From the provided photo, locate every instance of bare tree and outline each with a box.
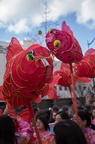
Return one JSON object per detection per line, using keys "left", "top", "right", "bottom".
{"left": 27, "top": 2, "right": 59, "bottom": 46}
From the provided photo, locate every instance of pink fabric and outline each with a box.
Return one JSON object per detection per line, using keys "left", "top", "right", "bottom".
{"left": 33, "top": 130, "right": 55, "bottom": 144}
{"left": 92, "top": 120, "right": 95, "bottom": 125}
{"left": 16, "top": 118, "right": 35, "bottom": 144}
{"left": 83, "top": 127, "right": 95, "bottom": 144}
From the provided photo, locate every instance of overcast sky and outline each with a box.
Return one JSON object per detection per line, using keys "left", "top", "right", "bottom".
{"left": 0, "top": 0, "right": 95, "bottom": 53}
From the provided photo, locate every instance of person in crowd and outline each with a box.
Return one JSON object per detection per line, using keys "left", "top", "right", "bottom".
{"left": 0, "top": 115, "right": 35, "bottom": 144}
{"left": 83, "top": 105, "right": 93, "bottom": 114}
{"left": 55, "top": 111, "right": 63, "bottom": 124}
{"left": 92, "top": 100, "right": 95, "bottom": 107}
{"left": 0, "top": 115, "right": 17, "bottom": 144}
{"left": 49, "top": 111, "right": 57, "bottom": 123}
{"left": 0, "top": 102, "right": 6, "bottom": 115}
{"left": 52, "top": 105, "right": 59, "bottom": 113}
{"left": 91, "top": 107, "right": 95, "bottom": 125}
{"left": 34, "top": 116, "right": 55, "bottom": 144}
{"left": 43, "top": 109, "right": 51, "bottom": 122}
{"left": 54, "top": 119, "right": 87, "bottom": 144}
{"left": 33, "top": 107, "right": 39, "bottom": 118}
{"left": 61, "top": 111, "right": 70, "bottom": 120}
{"left": 35, "top": 109, "right": 49, "bottom": 121}
{"left": 62, "top": 105, "right": 69, "bottom": 113}
{"left": 55, "top": 111, "right": 70, "bottom": 124}
{"left": 73, "top": 110, "right": 95, "bottom": 144}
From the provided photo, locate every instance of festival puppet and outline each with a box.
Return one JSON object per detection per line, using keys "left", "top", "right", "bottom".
{"left": 1, "top": 37, "right": 55, "bottom": 144}
{"left": 54, "top": 62, "right": 91, "bottom": 87}
{"left": 74, "top": 48, "right": 95, "bottom": 78}
{"left": 1, "top": 37, "right": 54, "bottom": 108}
{"left": 46, "top": 21, "right": 83, "bottom": 63}
{"left": 46, "top": 21, "right": 83, "bottom": 124}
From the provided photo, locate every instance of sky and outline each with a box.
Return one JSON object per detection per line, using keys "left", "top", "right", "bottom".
{"left": 0, "top": 0, "right": 95, "bottom": 54}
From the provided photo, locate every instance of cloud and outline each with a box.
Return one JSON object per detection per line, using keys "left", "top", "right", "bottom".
{"left": 0, "top": 0, "right": 95, "bottom": 34}
{"left": 8, "top": 19, "right": 30, "bottom": 33}
{"left": 76, "top": 0, "right": 95, "bottom": 29}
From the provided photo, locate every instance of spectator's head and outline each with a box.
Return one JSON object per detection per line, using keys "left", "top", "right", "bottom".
{"left": 0, "top": 102, "right": 6, "bottom": 115}
{"left": 83, "top": 105, "right": 92, "bottom": 113}
{"left": 61, "top": 111, "right": 70, "bottom": 120}
{"left": 62, "top": 106, "right": 68, "bottom": 113}
{"left": 55, "top": 111, "right": 63, "bottom": 124}
{"left": 33, "top": 107, "right": 39, "bottom": 117}
{"left": 73, "top": 110, "right": 92, "bottom": 130}
{"left": 52, "top": 105, "right": 59, "bottom": 113}
{"left": 36, "top": 116, "right": 50, "bottom": 131}
{"left": 92, "top": 107, "right": 95, "bottom": 119}
{"left": 0, "top": 115, "right": 17, "bottom": 144}
{"left": 92, "top": 100, "right": 95, "bottom": 107}
{"left": 52, "top": 112, "right": 57, "bottom": 121}
{"left": 55, "top": 111, "right": 70, "bottom": 124}
{"left": 54, "top": 120, "right": 87, "bottom": 144}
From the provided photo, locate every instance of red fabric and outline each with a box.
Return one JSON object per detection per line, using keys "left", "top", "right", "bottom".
{"left": 2, "top": 37, "right": 53, "bottom": 108}
{"left": 47, "top": 87, "right": 60, "bottom": 100}
{"left": 0, "top": 110, "right": 3, "bottom": 116}
{"left": 0, "top": 86, "right": 5, "bottom": 101}
{"left": 74, "top": 48, "right": 95, "bottom": 78}
{"left": 54, "top": 69, "right": 72, "bottom": 87}
{"left": 54, "top": 62, "right": 91, "bottom": 87}
{"left": 19, "top": 108, "right": 32, "bottom": 123}
{"left": 7, "top": 102, "right": 18, "bottom": 119}
{"left": 84, "top": 48, "right": 95, "bottom": 56}
{"left": 46, "top": 21, "right": 83, "bottom": 64}
{"left": 74, "top": 54, "right": 95, "bottom": 78}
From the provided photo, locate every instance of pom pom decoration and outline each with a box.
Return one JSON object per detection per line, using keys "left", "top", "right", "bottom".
{"left": 53, "top": 40, "right": 61, "bottom": 47}
{"left": 38, "top": 30, "right": 42, "bottom": 35}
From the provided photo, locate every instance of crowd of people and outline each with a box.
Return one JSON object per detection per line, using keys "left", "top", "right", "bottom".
{"left": 0, "top": 101, "right": 95, "bottom": 144}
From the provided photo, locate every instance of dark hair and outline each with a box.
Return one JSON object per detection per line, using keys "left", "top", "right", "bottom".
{"left": 78, "top": 110, "right": 95, "bottom": 130}
{"left": 62, "top": 106, "right": 68, "bottom": 112}
{"left": 54, "top": 120, "right": 87, "bottom": 144}
{"left": 77, "top": 106, "right": 84, "bottom": 111}
{"left": 56, "top": 111, "right": 70, "bottom": 120}
{"left": 61, "top": 111, "right": 70, "bottom": 120}
{"left": 56, "top": 111, "right": 61, "bottom": 116}
{"left": 0, "top": 102, "right": 6, "bottom": 111}
{"left": 83, "top": 105, "right": 93, "bottom": 112}
{"left": 36, "top": 116, "right": 50, "bottom": 131}
{"left": 52, "top": 105, "right": 59, "bottom": 112}
{"left": 0, "top": 115, "right": 17, "bottom": 144}
{"left": 36, "top": 110, "right": 48, "bottom": 120}
{"left": 92, "top": 107, "right": 95, "bottom": 120}
{"left": 49, "top": 111, "right": 57, "bottom": 123}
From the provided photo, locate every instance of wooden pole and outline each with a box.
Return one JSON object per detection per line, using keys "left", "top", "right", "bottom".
{"left": 69, "top": 63, "right": 79, "bottom": 125}
{"left": 27, "top": 103, "right": 42, "bottom": 144}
